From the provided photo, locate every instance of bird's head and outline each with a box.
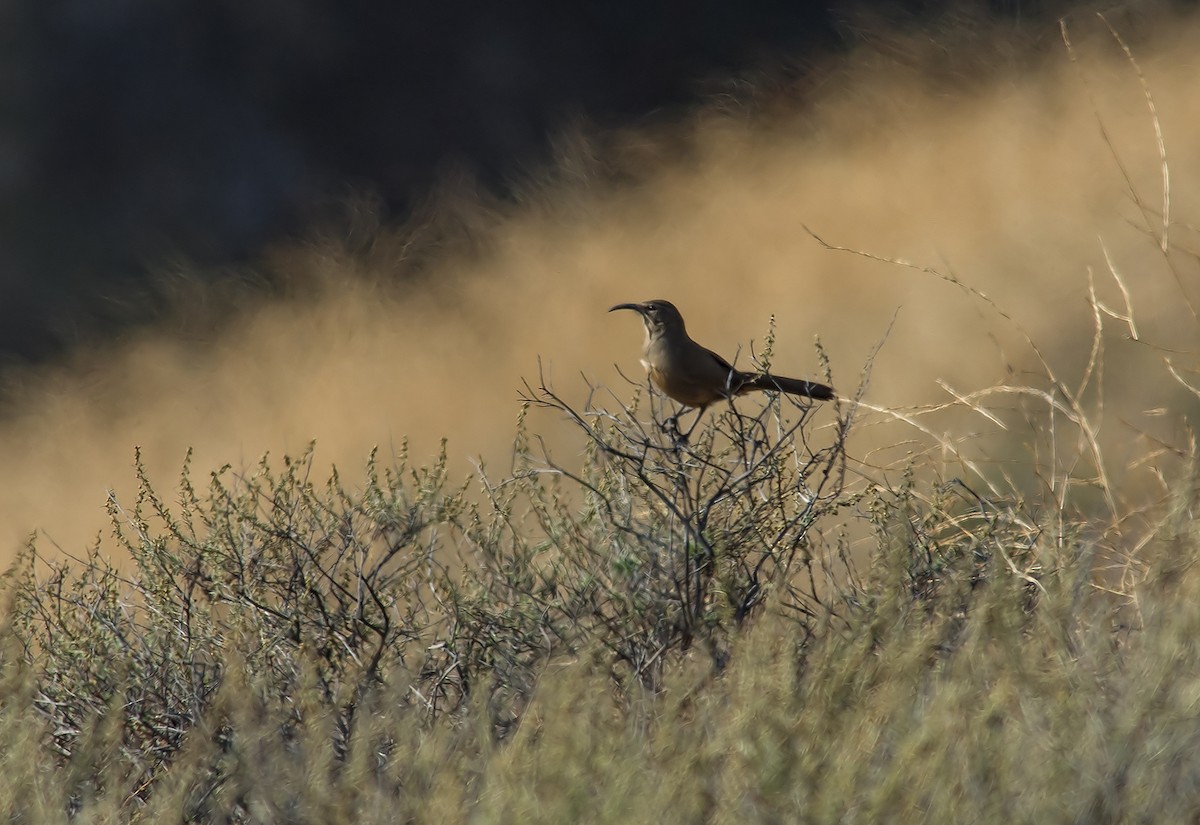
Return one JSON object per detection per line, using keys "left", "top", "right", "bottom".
{"left": 608, "top": 299, "right": 686, "bottom": 340}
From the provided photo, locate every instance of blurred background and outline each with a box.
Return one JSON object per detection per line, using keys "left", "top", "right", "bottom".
{"left": 4, "top": 0, "right": 1052, "bottom": 366}
{"left": 3, "top": 0, "right": 1199, "bottom": 558}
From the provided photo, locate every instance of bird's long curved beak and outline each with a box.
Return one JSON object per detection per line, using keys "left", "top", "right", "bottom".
{"left": 609, "top": 302, "right": 645, "bottom": 315}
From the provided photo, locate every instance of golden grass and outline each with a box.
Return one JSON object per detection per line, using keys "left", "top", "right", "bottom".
{"left": 7, "top": 490, "right": 1200, "bottom": 823}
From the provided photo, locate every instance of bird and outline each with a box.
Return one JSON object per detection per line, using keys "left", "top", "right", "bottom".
{"left": 609, "top": 299, "right": 834, "bottom": 422}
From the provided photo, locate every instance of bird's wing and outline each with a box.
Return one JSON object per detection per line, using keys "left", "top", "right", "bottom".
{"left": 698, "top": 345, "right": 750, "bottom": 393}
{"left": 702, "top": 345, "right": 736, "bottom": 374}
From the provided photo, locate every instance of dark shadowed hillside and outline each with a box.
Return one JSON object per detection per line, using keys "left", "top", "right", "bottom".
{"left": 3, "top": 1, "right": 1081, "bottom": 364}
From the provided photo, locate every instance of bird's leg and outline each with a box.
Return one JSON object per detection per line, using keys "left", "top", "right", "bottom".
{"left": 679, "top": 405, "right": 708, "bottom": 442}
{"left": 661, "top": 405, "right": 703, "bottom": 444}
{"left": 663, "top": 410, "right": 685, "bottom": 442}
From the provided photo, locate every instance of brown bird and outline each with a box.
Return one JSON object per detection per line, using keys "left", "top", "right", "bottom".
{"left": 609, "top": 299, "right": 834, "bottom": 418}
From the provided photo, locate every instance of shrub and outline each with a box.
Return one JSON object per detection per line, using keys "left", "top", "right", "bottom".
{"left": 4, "top": 362, "right": 865, "bottom": 811}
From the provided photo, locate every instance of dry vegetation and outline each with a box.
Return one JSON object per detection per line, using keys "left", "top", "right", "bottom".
{"left": 5, "top": 5, "right": 1200, "bottom": 823}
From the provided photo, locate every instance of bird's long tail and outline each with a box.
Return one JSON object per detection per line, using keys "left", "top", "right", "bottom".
{"left": 744, "top": 373, "right": 835, "bottom": 401}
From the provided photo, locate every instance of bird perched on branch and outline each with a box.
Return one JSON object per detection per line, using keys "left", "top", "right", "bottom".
{"left": 609, "top": 299, "right": 834, "bottom": 420}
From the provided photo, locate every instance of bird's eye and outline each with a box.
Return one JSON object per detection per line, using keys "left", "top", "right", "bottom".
{"left": 646, "top": 305, "right": 657, "bottom": 314}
